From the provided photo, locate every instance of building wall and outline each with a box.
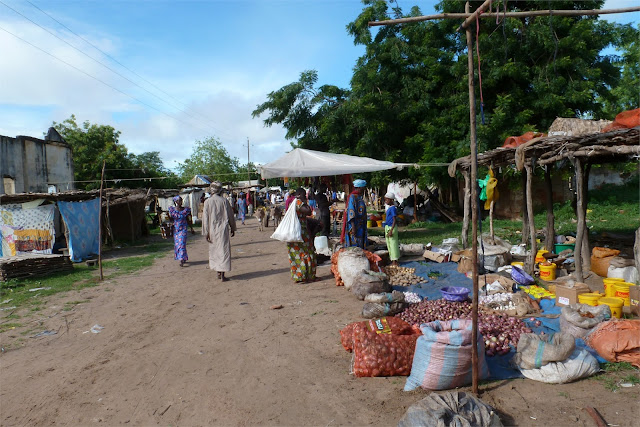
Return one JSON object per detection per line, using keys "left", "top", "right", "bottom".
{"left": 0, "top": 135, "right": 74, "bottom": 194}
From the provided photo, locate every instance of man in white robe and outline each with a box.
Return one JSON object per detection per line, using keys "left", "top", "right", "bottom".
{"left": 202, "top": 181, "right": 236, "bottom": 281}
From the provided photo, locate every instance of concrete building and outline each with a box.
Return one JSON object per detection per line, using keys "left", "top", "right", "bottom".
{"left": 0, "top": 127, "right": 74, "bottom": 194}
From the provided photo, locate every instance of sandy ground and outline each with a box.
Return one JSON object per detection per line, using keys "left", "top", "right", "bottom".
{"left": 1, "top": 220, "right": 639, "bottom": 426}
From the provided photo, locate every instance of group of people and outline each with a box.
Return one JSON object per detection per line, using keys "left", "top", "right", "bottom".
{"left": 167, "top": 178, "right": 402, "bottom": 283}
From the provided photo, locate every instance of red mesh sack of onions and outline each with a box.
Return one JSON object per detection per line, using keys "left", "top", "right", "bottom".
{"left": 340, "top": 317, "right": 415, "bottom": 352}
{"left": 350, "top": 319, "right": 421, "bottom": 377}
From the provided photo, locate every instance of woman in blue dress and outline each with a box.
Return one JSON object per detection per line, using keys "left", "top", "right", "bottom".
{"left": 340, "top": 179, "right": 368, "bottom": 248}
{"left": 168, "top": 195, "right": 195, "bottom": 267}
{"left": 237, "top": 192, "right": 247, "bottom": 225}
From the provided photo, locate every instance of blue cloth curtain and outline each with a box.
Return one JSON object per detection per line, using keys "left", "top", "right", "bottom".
{"left": 58, "top": 198, "right": 100, "bottom": 262}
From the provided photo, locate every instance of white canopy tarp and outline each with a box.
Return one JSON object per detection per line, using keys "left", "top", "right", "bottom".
{"left": 258, "top": 148, "right": 406, "bottom": 179}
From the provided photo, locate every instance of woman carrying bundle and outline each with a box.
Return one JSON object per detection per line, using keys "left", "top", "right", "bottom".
{"left": 287, "top": 187, "right": 317, "bottom": 283}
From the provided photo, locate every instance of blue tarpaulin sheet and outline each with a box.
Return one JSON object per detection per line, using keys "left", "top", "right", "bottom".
{"left": 57, "top": 198, "right": 100, "bottom": 262}
{"left": 392, "top": 261, "right": 606, "bottom": 380}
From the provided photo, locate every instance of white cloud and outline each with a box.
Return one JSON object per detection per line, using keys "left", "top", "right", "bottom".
{"left": 0, "top": 14, "right": 292, "bottom": 172}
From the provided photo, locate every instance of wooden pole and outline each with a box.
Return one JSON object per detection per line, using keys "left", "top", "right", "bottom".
{"left": 413, "top": 181, "right": 418, "bottom": 223}
{"left": 98, "top": 161, "right": 105, "bottom": 281}
{"left": 368, "top": 6, "right": 640, "bottom": 26}
{"left": 458, "top": 0, "right": 493, "bottom": 31}
{"left": 544, "top": 165, "right": 555, "bottom": 252}
{"left": 489, "top": 200, "right": 495, "bottom": 245}
{"left": 521, "top": 171, "right": 529, "bottom": 245}
{"left": 465, "top": 1, "right": 479, "bottom": 395}
{"left": 462, "top": 171, "right": 471, "bottom": 249}
{"left": 582, "top": 163, "right": 592, "bottom": 271}
{"left": 524, "top": 161, "right": 537, "bottom": 274}
{"left": 574, "top": 158, "right": 585, "bottom": 281}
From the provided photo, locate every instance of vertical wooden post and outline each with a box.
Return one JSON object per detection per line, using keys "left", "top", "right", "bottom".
{"left": 574, "top": 158, "right": 585, "bottom": 282}
{"left": 98, "top": 161, "right": 105, "bottom": 281}
{"left": 525, "top": 161, "right": 537, "bottom": 274}
{"left": 413, "top": 181, "right": 418, "bottom": 223}
{"left": 582, "top": 163, "right": 592, "bottom": 271}
{"left": 465, "top": 1, "right": 479, "bottom": 395}
{"left": 521, "top": 171, "right": 529, "bottom": 244}
{"left": 489, "top": 200, "right": 495, "bottom": 245}
{"left": 462, "top": 171, "right": 471, "bottom": 249}
{"left": 544, "top": 165, "right": 555, "bottom": 252}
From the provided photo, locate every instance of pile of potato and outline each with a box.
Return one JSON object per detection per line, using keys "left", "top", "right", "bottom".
{"left": 384, "top": 265, "right": 428, "bottom": 286}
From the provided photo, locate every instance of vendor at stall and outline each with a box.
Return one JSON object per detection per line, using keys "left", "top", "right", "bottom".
{"left": 383, "top": 192, "right": 400, "bottom": 266}
{"left": 341, "top": 179, "right": 368, "bottom": 248}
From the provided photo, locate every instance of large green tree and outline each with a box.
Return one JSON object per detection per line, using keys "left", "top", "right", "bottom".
{"left": 53, "top": 115, "right": 179, "bottom": 190}
{"left": 253, "top": 0, "right": 634, "bottom": 188}
{"left": 176, "top": 137, "right": 240, "bottom": 182}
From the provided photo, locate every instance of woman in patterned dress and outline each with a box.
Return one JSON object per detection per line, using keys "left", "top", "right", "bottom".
{"left": 168, "top": 195, "right": 195, "bottom": 267}
{"left": 287, "top": 187, "right": 317, "bottom": 283}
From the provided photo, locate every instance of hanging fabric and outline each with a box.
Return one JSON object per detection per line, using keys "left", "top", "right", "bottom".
{"left": 0, "top": 203, "right": 55, "bottom": 257}
{"left": 57, "top": 198, "right": 101, "bottom": 262}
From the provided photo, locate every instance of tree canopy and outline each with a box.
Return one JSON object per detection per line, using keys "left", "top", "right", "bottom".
{"left": 253, "top": 0, "right": 638, "bottom": 188}
{"left": 53, "top": 115, "right": 179, "bottom": 190}
{"left": 176, "top": 137, "right": 240, "bottom": 183}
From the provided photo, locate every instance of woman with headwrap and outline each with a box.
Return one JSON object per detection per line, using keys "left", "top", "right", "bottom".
{"left": 202, "top": 181, "right": 237, "bottom": 281}
{"left": 341, "top": 179, "right": 368, "bottom": 248}
{"left": 168, "top": 195, "right": 195, "bottom": 267}
{"left": 287, "top": 187, "right": 317, "bottom": 283}
{"left": 237, "top": 192, "right": 247, "bottom": 225}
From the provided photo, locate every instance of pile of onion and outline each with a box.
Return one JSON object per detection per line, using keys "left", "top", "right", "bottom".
{"left": 396, "top": 299, "right": 533, "bottom": 356}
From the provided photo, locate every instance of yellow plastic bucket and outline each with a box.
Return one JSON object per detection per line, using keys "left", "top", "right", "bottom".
{"left": 511, "top": 261, "right": 524, "bottom": 268}
{"left": 539, "top": 263, "right": 557, "bottom": 281}
{"left": 367, "top": 220, "right": 374, "bottom": 228}
{"left": 598, "top": 297, "right": 624, "bottom": 319}
{"left": 376, "top": 220, "right": 383, "bottom": 227}
{"left": 614, "top": 282, "right": 636, "bottom": 306}
{"left": 603, "top": 278, "right": 625, "bottom": 297}
{"left": 535, "top": 250, "right": 549, "bottom": 263}
{"left": 577, "top": 293, "right": 602, "bottom": 306}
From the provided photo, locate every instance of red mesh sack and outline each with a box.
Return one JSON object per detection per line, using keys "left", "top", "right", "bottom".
{"left": 340, "top": 317, "right": 415, "bottom": 352}
{"left": 349, "top": 318, "right": 421, "bottom": 377}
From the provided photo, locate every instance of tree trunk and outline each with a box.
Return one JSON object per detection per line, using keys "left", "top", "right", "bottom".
{"left": 521, "top": 171, "right": 529, "bottom": 244}
{"left": 582, "top": 163, "right": 592, "bottom": 271}
{"left": 544, "top": 166, "right": 555, "bottom": 252}
{"left": 524, "top": 162, "right": 537, "bottom": 274}
{"left": 462, "top": 171, "right": 471, "bottom": 249}
{"left": 574, "top": 159, "right": 585, "bottom": 282}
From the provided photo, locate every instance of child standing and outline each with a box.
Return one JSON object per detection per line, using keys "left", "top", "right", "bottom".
{"left": 383, "top": 192, "right": 400, "bottom": 266}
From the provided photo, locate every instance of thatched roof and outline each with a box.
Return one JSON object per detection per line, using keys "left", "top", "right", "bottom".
{"left": 515, "top": 126, "right": 640, "bottom": 170}
{"left": 448, "top": 147, "right": 516, "bottom": 177}
{"left": 0, "top": 188, "right": 147, "bottom": 205}
{"left": 547, "top": 117, "right": 612, "bottom": 137}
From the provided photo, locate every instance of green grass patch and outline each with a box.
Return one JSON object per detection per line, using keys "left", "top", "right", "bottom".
{"left": 0, "top": 323, "right": 22, "bottom": 333}
{"left": 0, "top": 245, "right": 169, "bottom": 314}
{"left": 594, "top": 362, "right": 640, "bottom": 392}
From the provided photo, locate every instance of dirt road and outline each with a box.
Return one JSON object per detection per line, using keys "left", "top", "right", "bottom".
{"left": 1, "top": 220, "right": 638, "bottom": 426}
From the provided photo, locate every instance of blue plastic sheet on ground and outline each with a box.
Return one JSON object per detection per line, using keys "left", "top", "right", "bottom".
{"left": 391, "top": 261, "right": 472, "bottom": 300}
{"left": 391, "top": 261, "right": 606, "bottom": 379}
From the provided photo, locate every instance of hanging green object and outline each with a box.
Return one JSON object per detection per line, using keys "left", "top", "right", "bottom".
{"left": 478, "top": 174, "right": 490, "bottom": 201}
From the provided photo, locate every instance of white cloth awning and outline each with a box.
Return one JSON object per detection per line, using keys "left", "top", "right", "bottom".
{"left": 257, "top": 148, "right": 406, "bottom": 179}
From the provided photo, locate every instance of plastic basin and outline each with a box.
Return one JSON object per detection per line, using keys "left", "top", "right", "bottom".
{"left": 441, "top": 286, "right": 470, "bottom": 302}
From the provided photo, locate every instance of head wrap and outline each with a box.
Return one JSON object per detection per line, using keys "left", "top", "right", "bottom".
{"left": 172, "top": 195, "right": 182, "bottom": 203}
{"left": 353, "top": 179, "right": 367, "bottom": 188}
{"left": 209, "top": 181, "right": 223, "bottom": 194}
{"left": 384, "top": 192, "right": 395, "bottom": 200}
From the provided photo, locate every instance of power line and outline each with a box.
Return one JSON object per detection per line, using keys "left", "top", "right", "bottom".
{"left": 0, "top": 0, "right": 227, "bottom": 137}
{"left": 24, "top": 0, "right": 225, "bottom": 133}
{"left": 0, "top": 24, "right": 217, "bottom": 136}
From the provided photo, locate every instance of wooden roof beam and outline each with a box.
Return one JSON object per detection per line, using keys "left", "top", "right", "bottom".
{"left": 368, "top": 6, "right": 640, "bottom": 27}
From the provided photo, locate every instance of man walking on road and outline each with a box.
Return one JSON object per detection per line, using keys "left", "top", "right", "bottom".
{"left": 202, "top": 181, "right": 236, "bottom": 281}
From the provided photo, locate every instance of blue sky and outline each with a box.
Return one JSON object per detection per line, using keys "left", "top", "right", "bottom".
{"left": 0, "top": 0, "right": 637, "bottom": 173}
